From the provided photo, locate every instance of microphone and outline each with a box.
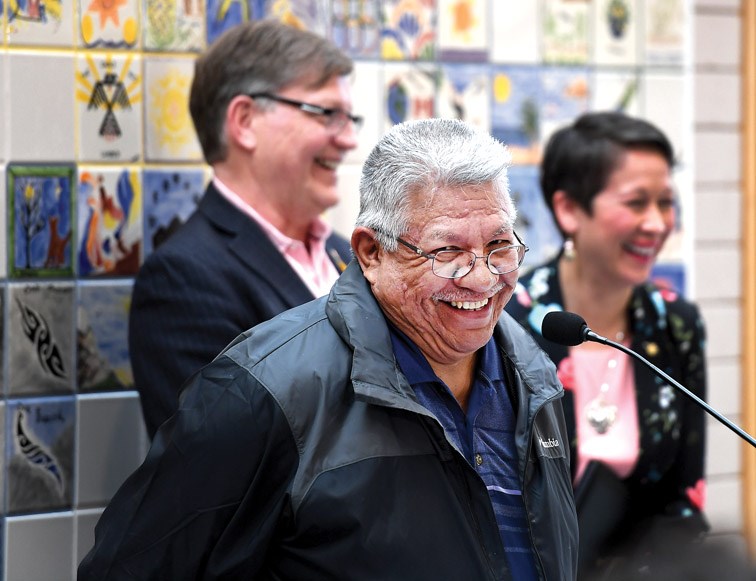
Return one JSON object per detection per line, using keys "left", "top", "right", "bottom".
{"left": 542, "top": 310, "right": 756, "bottom": 449}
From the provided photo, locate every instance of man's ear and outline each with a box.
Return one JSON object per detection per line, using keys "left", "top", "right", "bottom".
{"left": 551, "top": 190, "right": 580, "bottom": 237}
{"left": 225, "top": 95, "right": 257, "bottom": 151}
{"left": 351, "top": 227, "right": 383, "bottom": 282}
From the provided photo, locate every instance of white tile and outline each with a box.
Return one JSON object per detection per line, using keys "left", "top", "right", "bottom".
{"left": 694, "top": 13, "right": 741, "bottom": 68}
{"left": 694, "top": 190, "right": 741, "bottom": 242}
{"left": 5, "top": 512, "right": 75, "bottom": 581}
{"left": 76, "top": 392, "right": 147, "bottom": 507}
{"left": 706, "top": 415, "right": 742, "bottom": 476}
{"left": 75, "top": 508, "right": 104, "bottom": 567}
{"left": 7, "top": 52, "right": 75, "bottom": 161}
{"left": 692, "top": 247, "right": 741, "bottom": 300}
{"left": 491, "top": 0, "right": 540, "bottom": 64}
{"left": 707, "top": 361, "right": 742, "bottom": 416}
{"left": 328, "top": 162, "right": 361, "bottom": 241}
{"left": 0, "top": 51, "right": 6, "bottom": 162}
{"left": 694, "top": 131, "right": 742, "bottom": 184}
{"left": 643, "top": 73, "right": 688, "bottom": 165}
{"left": 699, "top": 304, "right": 740, "bottom": 359}
{"left": 706, "top": 477, "right": 743, "bottom": 533}
{"left": 694, "top": 73, "right": 741, "bottom": 125}
{"left": 346, "top": 61, "right": 382, "bottom": 166}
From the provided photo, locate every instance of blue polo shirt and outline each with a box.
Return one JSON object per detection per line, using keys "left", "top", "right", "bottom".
{"left": 389, "top": 325, "right": 538, "bottom": 581}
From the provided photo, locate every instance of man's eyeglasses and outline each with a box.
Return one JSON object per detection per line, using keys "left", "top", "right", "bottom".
{"left": 395, "top": 232, "right": 529, "bottom": 279}
{"left": 248, "top": 93, "right": 364, "bottom": 134}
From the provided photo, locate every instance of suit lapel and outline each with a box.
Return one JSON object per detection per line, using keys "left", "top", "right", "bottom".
{"left": 199, "top": 184, "right": 315, "bottom": 307}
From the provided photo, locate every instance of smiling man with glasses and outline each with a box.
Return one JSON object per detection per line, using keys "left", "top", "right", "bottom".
{"left": 82, "top": 118, "right": 577, "bottom": 580}
{"left": 127, "top": 19, "right": 358, "bottom": 439}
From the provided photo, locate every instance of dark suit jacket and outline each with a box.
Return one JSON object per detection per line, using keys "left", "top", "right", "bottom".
{"left": 129, "top": 183, "right": 353, "bottom": 438}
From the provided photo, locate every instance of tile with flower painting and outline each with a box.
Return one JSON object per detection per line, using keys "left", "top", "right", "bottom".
{"left": 381, "top": 0, "right": 435, "bottom": 61}
{"left": 436, "top": 0, "right": 487, "bottom": 62}
{"left": 539, "top": 66, "right": 589, "bottom": 145}
{"left": 592, "top": 0, "right": 639, "bottom": 66}
{"left": 643, "top": 0, "right": 684, "bottom": 66}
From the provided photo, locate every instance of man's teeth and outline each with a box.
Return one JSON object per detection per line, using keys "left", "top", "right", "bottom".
{"left": 316, "top": 158, "right": 339, "bottom": 170}
{"left": 450, "top": 298, "right": 488, "bottom": 310}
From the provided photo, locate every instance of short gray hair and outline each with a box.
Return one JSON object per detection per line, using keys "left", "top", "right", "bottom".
{"left": 355, "top": 118, "right": 515, "bottom": 251}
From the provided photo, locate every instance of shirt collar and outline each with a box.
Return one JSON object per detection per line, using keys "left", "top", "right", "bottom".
{"left": 388, "top": 322, "right": 503, "bottom": 387}
{"left": 212, "top": 176, "right": 333, "bottom": 251}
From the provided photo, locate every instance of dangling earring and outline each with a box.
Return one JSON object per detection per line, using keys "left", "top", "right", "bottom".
{"left": 563, "top": 237, "right": 575, "bottom": 261}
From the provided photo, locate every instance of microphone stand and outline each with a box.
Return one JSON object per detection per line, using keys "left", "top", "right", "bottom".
{"left": 584, "top": 329, "right": 756, "bottom": 449}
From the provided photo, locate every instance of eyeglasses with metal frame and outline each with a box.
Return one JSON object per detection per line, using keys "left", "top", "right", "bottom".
{"left": 248, "top": 93, "right": 364, "bottom": 133}
{"left": 394, "top": 231, "right": 529, "bottom": 279}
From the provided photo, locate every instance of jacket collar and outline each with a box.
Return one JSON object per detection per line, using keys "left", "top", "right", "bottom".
{"left": 326, "top": 262, "right": 563, "bottom": 413}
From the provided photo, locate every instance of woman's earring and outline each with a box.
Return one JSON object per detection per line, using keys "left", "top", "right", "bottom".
{"left": 563, "top": 237, "right": 575, "bottom": 261}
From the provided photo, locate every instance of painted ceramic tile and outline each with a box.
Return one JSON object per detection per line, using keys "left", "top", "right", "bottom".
{"left": 643, "top": 0, "right": 684, "bottom": 66}
{"left": 144, "top": 0, "right": 204, "bottom": 51}
{"left": 77, "top": 281, "right": 133, "bottom": 391}
{"left": 0, "top": 167, "right": 6, "bottom": 279}
{"left": 542, "top": 0, "right": 589, "bottom": 65}
{"left": 346, "top": 61, "right": 382, "bottom": 165}
{"left": 331, "top": 0, "right": 380, "bottom": 58}
{"left": 77, "top": 167, "right": 142, "bottom": 277}
{"left": 539, "top": 66, "right": 589, "bottom": 145}
{"left": 206, "top": 0, "right": 328, "bottom": 46}
{"left": 437, "top": 63, "right": 489, "bottom": 132}
{"left": 6, "top": 397, "right": 75, "bottom": 514}
{"left": 8, "top": 164, "right": 76, "bottom": 279}
{"left": 651, "top": 261, "right": 686, "bottom": 297}
{"left": 0, "top": 402, "right": 4, "bottom": 514}
{"left": 8, "top": 283, "right": 75, "bottom": 396}
{"left": 380, "top": 0, "right": 435, "bottom": 61}
{"left": 491, "top": 66, "right": 542, "bottom": 166}
{"left": 144, "top": 57, "right": 203, "bottom": 162}
{"left": 590, "top": 69, "right": 640, "bottom": 116}
{"left": 76, "top": 53, "right": 143, "bottom": 163}
{"left": 142, "top": 167, "right": 205, "bottom": 257}
{"left": 383, "top": 62, "right": 437, "bottom": 132}
{"left": 78, "top": 0, "right": 139, "bottom": 47}
{"left": 436, "top": 0, "right": 487, "bottom": 62}
{"left": 592, "top": 0, "right": 638, "bottom": 66}
{"left": 508, "top": 165, "right": 562, "bottom": 272}
{"left": 8, "top": 53, "right": 76, "bottom": 161}
{"left": 490, "top": 1, "right": 539, "bottom": 64}
{"left": 5, "top": 0, "right": 75, "bottom": 46}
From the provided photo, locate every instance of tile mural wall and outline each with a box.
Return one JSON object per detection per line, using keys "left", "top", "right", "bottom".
{"left": 0, "top": 0, "right": 691, "bottom": 578}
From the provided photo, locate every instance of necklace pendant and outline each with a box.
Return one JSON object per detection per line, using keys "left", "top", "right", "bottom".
{"left": 585, "top": 397, "right": 618, "bottom": 434}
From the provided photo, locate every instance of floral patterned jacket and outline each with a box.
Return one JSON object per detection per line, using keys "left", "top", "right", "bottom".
{"left": 505, "top": 257, "right": 708, "bottom": 562}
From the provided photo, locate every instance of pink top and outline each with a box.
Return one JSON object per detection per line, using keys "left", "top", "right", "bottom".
{"left": 570, "top": 344, "right": 640, "bottom": 485}
{"left": 213, "top": 177, "right": 341, "bottom": 298}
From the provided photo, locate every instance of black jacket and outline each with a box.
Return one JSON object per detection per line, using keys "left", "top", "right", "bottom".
{"left": 81, "top": 262, "right": 578, "bottom": 580}
{"left": 129, "top": 182, "right": 352, "bottom": 437}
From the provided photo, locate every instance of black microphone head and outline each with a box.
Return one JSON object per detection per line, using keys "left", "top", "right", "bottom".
{"left": 541, "top": 311, "right": 588, "bottom": 346}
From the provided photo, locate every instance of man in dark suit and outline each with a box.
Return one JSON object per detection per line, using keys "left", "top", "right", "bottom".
{"left": 129, "top": 19, "right": 359, "bottom": 438}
